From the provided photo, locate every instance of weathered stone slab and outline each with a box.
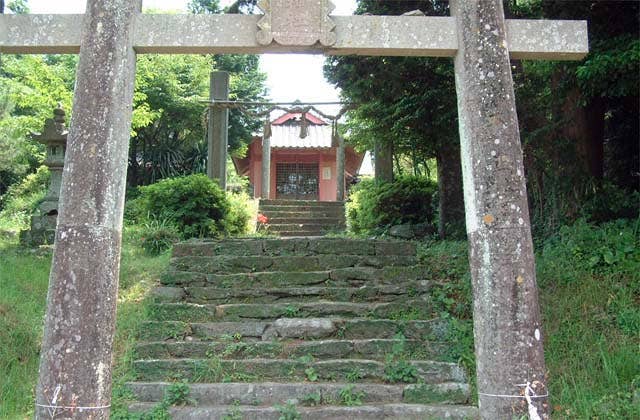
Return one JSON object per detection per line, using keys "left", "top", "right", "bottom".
{"left": 128, "top": 403, "right": 479, "bottom": 420}
{"left": 262, "top": 318, "right": 336, "bottom": 340}
{"left": 0, "top": 14, "right": 588, "bottom": 59}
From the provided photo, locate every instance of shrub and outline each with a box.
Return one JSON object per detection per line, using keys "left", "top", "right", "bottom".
{"left": 139, "top": 219, "right": 181, "bottom": 255}
{"left": 224, "top": 191, "right": 252, "bottom": 236}
{"left": 132, "top": 174, "right": 231, "bottom": 239}
{"left": 0, "top": 166, "right": 49, "bottom": 231}
{"left": 346, "top": 176, "right": 437, "bottom": 235}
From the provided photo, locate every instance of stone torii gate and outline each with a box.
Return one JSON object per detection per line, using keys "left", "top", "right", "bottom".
{"left": 0, "top": 1, "right": 587, "bottom": 418}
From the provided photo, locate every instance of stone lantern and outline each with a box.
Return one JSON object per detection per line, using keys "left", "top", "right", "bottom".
{"left": 22, "top": 106, "right": 68, "bottom": 245}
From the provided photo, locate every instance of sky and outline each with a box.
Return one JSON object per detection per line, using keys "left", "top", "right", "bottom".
{"left": 25, "top": 0, "right": 358, "bottom": 113}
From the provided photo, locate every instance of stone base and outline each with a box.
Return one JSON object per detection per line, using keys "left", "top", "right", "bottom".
{"left": 21, "top": 214, "right": 57, "bottom": 246}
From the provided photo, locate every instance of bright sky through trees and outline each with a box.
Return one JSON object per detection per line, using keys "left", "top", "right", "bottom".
{"left": 25, "top": 0, "right": 357, "bottom": 110}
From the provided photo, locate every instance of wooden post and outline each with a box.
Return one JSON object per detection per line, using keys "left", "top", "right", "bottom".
{"left": 34, "top": 1, "right": 141, "bottom": 419}
{"left": 207, "top": 71, "right": 229, "bottom": 190}
{"left": 336, "top": 133, "right": 345, "bottom": 201}
{"left": 450, "top": 1, "right": 549, "bottom": 418}
{"left": 261, "top": 133, "right": 271, "bottom": 199}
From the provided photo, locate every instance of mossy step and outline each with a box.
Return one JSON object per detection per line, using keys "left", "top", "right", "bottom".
{"left": 260, "top": 199, "right": 345, "bottom": 206}
{"left": 133, "top": 358, "right": 467, "bottom": 384}
{"left": 151, "top": 283, "right": 432, "bottom": 304}
{"left": 170, "top": 255, "right": 418, "bottom": 275}
{"left": 137, "top": 318, "right": 449, "bottom": 342}
{"left": 172, "top": 238, "right": 416, "bottom": 258}
{"left": 148, "top": 299, "right": 434, "bottom": 322}
{"left": 128, "top": 402, "right": 478, "bottom": 420}
{"left": 266, "top": 217, "right": 345, "bottom": 224}
{"left": 127, "top": 381, "right": 470, "bottom": 407}
{"left": 267, "top": 223, "right": 342, "bottom": 232}
{"left": 135, "top": 338, "right": 449, "bottom": 361}
{"left": 161, "top": 265, "right": 430, "bottom": 288}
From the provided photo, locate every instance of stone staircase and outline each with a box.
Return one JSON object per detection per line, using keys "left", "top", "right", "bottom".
{"left": 258, "top": 200, "right": 346, "bottom": 236}
{"left": 127, "top": 238, "right": 478, "bottom": 419}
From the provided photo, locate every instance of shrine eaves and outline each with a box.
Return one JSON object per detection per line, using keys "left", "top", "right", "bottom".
{"left": 0, "top": 0, "right": 588, "bottom": 60}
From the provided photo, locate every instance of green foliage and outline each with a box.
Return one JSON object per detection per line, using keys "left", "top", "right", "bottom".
{"left": 347, "top": 176, "right": 437, "bottom": 235}
{"left": 304, "top": 367, "right": 318, "bottom": 382}
{"left": 274, "top": 401, "right": 301, "bottom": 420}
{"left": 0, "top": 166, "right": 49, "bottom": 231}
{"left": 300, "top": 392, "right": 321, "bottom": 407}
{"left": 338, "top": 384, "right": 365, "bottom": 406}
{"left": 139, "top": 219, "right": 181, "bottom": 255}
{"left": 225, "top": 191, "right": 253, "bottom": 236}
{"left": 131, "top": 174, "right": 234, "bottom": 239}
{"left": 383, "top": 333, "right": 419, "bottom": 384}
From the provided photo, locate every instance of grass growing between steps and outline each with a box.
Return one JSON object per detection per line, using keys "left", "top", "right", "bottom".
{"left": 418, "top": 218, "right": 640, "bottom": 418}
{"left": 0, "top": 227, "right": 170, "bottom": 420}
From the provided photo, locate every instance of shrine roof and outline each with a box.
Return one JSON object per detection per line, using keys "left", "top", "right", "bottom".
{"left": 272, "top": 112, "right": 327, "bottom": 126}
{"left": 271, "top": 125, "right": 333, "bottom": 149}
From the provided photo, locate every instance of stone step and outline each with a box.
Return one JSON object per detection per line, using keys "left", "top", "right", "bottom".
{"left": 267, "top": 223, "right": 343, "bottom": 231}
{"left": 266, "top": 217, "right": 345, "bottom": 225}
{"left": 260, "top": 204, "right": 345, "bottom": 212}
{"left": 161, "top": 265, "right": 430, "bottom": 288}
{"left": 172, "top": 238, "right": 415, "bottom": 258}
{"left": 127, "top": 381, "right": 470, "bottom": 407}
{"left": 148, "top": 299, "right": 434, "bottom": 322}
{"left": 260, "top": 199, "right": 345, "bottom": 207}
{"left": 133, "top": 358, "right": 467, "bottom": 384}
{"left": 261, "top": 211, "right": 345, "bottom": 220}
{"left": 128, "top": 402, "right": 478, "bottom": 420}
{"left": 137, "top": 318, "right": 448, "bottom": 342}
{"left": 151, "top": 283, "right": 432, "bottom": 304}
{"left": 276, "top": 231, "right": 328, "bottom": 237}
{"left": 169, "top": 254, "right": 419, "bottom": 275}
{"left": 135, "top": 338, "right": 449, "bottom": 361}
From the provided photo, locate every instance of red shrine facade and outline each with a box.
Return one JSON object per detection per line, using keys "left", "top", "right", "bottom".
{"left": 233, "top": 111, "right": 363, "bottom": 201}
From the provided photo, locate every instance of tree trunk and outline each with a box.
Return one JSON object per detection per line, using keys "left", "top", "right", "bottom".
{"left": 374, "top": 140, "right": 394, "bottom": 182}
{"left": 436, "top": 140, "right": 465, "bottom": 239}
{"left": 450, "top": 1, "right": 549, "bottom": 418}
{"left": 563, "top": 89, "right": 605, "bottom": 179}
{"left": 34, "top": 1, "right": 141, "bottom": 419}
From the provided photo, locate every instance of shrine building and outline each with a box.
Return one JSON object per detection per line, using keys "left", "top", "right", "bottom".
{"left": 233, "top": 111, "right": 363, "bottom": 201}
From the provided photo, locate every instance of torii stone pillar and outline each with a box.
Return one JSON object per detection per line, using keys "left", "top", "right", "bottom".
{"left": 451, "top": 1, "right": 548, "bottom": 418}
{"left": 34, "top": 1, "right": 140, "bottom": 419}
{"left": 207, "top": 71, "right": 229, "bottom": 190}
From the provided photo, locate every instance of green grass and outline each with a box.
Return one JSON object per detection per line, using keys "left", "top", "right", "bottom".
{"left": 0, "top": 242, "right": 51, "bottom": 419}
{"left": 0, "top": 226, "right": 170, "bottom": 420}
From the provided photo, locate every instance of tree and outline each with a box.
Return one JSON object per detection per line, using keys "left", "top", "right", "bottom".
{"left": 325, "top": 0, "right": 465, "bottom": 238}
{"left": 510, "top": 0, "right": 639, "bottom": 233}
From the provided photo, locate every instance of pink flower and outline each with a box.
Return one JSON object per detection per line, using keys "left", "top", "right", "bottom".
{"left": 257, "top": 214, "right": 269, "bottom": 224}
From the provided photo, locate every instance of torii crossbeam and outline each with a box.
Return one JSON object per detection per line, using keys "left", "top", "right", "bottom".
{"left": 0, "top": 1, "right": 588, "bottom": 419}
{"left": 1, "top": 12, "right": 586, "bottom": 59}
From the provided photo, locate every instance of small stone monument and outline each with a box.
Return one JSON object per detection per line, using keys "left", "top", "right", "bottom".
{"left": 22, "top": 106, "right": 68, "bottom": 245}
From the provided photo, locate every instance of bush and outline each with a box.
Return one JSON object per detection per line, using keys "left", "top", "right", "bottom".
{"left": 224, "top": 191, "right": 253, "bottom": 236}
{"left": 131, "top": 174, "right": 233, "bottom": 239}
{"left": 346, "top": 176, "right": 437, "bottom": 235}
{"left": 139, "top": 219, "right": 181, "bottom": 255}
{"left": 0, "top": 166, "right": 49, "bottom": 231}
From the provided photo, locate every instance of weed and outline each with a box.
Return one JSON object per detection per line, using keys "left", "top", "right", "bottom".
{"left": 298, "top": 354, "right": 315, "bottom": 364}
{"left": 304, "top": 367, "right": 319, "bottom": 382}
{"left": 284, "top": 305, "right": 299, "bottom": 317}
{"left": 275, "top": 400, "right": 301, "bottom": 420}
{"left": 383, "top": 333, "right": 419, "bottom": 384}
{"left": 222, "top": 400, "right": 243, "bottom": 420}
{"left": 338, "top": 384, "right": 365, "bottom": 406}
{"left": 300, "top": 392, "right": 322, "bottom": 406}
{"left": 346, "top": 368, "right": 363, "bottom": 382}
